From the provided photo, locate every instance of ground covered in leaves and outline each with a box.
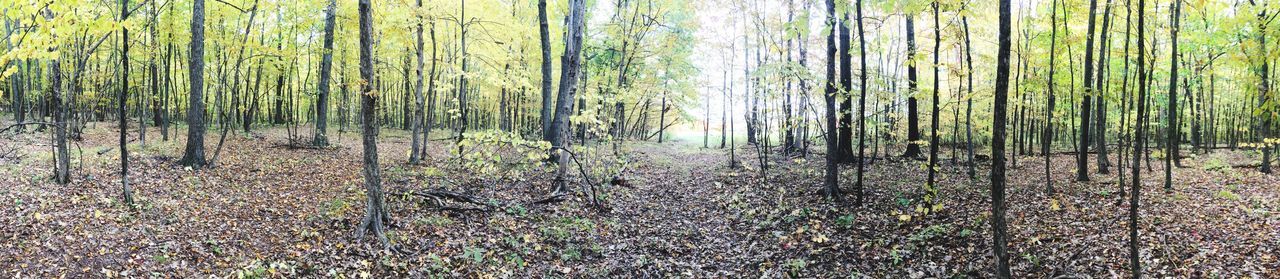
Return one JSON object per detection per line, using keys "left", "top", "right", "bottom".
{"left": 2, "top": 123, "right": 1277, "bottom": 277}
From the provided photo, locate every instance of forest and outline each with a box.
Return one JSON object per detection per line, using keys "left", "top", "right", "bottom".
{"left": 0, "top": 0, "right": 1277, "bottom": 277}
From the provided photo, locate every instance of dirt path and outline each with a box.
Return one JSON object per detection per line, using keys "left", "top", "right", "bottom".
{"left": 597, "top": 143, "right": 756, "bottom": 276}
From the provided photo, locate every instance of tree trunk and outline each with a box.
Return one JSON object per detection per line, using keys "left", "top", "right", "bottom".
{"left": 1045, "top": 0, "right": 1061, "bottom": 196}
{"left": 44, "top": 9, "right": 70, "bottom": 185}
{"left": 118, "top": 0, "right": 134, "bottom": 207}
{"left": 355, "top": 0, "right": 389, "bottom": 246}
{"left": 854, "top": 0, "right": 867, "bottom": 206}
{"left": 1077, "top": 0, "right": 1100, "bottom": 182}
{"left": 837, "top": 1, "right": 853, "bottom": 162}
{"left": 314, "top": 0, "right": 337, "bottom": 147}
{"left": 991, "top": 0, "right": 1014, "bottom": 275}
{"left": 1130, "top": 0, "right": 1149, "bottom": 275}
{"left": 539, "top": 0, "right": 554, "bottom": 141}
{"left": 821, "top": 0, "right": 841, "bottom": 200}
{"left": 903, "top": 15, "right": 922, "bottom": 158}
{"left": 550, "top": 0, "right": 587, "bottom": 195}
{"left": 1165, "top": 0, "right": 1182, "bottom": 190}
{"left": 924, "top": 1, "right": 941, "bottom": 212}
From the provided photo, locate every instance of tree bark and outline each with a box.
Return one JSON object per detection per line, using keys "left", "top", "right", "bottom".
{"left": 1078, "top": 0, "right": 1100, "bottom": 182}
{"left": 991, "top": 0, "right": 1014, "bottom": 275}
{"left": 1130, "top": 0, "right": 1149, "bottom": 275}
{"left": 550, "top": 0, "right": 587, "bottom": 194}
{"left": 539, "top": 0, "right": 554, "bottom": 141}
{"left": 355, "top": 0, "right": 389, "bottom": 246}
{"left": 903, "top": 15, "right": 922, "bottom": 158}
{"left": 821, "top": 0, "right": 841, "bottom": 200}
{"left": 314, "top": 0, "right": 337, "bottom": 147}
{"left": 119, "top": 0, "right": 134, "bottom": 207}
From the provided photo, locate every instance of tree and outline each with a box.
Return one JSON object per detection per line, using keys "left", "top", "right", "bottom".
{"left": 550, "top": 0, "right": 588, "bottom": 195}
{"left": 44, "top": 8, "right": 69, "bottom": 185}
{"left": 923, "top": 0, "right": 941, "bottom": 210}
{"left": 1078, "top": 0, "right": 1100, "bottom": 182}
{"left": 1095, "top": 0, "right": 1115, "bottom": 175}
{"left": 355, "top": 0, "right": 389, "bottom": 246}
{"left": 1130, "top": 0, "right": 1149, "bottom": 275}
{"left": 1165, "top": 0, "right": 1183, "bottom": 190}
{"left": 854, "top": 0, "right": 867, "bottom": 206}
{"left": 903, "top": 13, "right": 922, "bottom": 159}
{"left": 119, "top": 0, "right": 134, "bottom": 207}
{"left": 1044, "top": 0, "right": 1061, "bottom": 195}
{"left": 821, "top": 0, "right": 841, "bottom": 200}
{"left": 991, "top": 0, "right": 1014, "bottom": 275}
{"left": 410, "top": 0, "right": 426, "bottom": 164}
{"left": 539, "top": 0, "right": 554, "bottom": 141}
{"left": 179, "top": 0, "right": 208, "bottom": 168}
{"left": 314, "top": 0, "right": 337, "bottom": 147}
{"left": 837, "top": 0, "right": 853, "bottom": 162}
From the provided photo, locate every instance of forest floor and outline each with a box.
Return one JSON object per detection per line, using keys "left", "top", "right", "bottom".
{"left": 1, "top": 122, "right": 1278, "bottom": 278}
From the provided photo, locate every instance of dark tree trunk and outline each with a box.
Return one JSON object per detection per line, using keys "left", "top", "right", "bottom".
{"left": 550, "top": 0, "right": 587, "bottom": 194}
{"left": 903, "top": 15, "right": 922, "bottom": 158}
{"left": 119, "top": 0, "right": 134, "bottom": 207}
{"left": 1078, "top": 0, "right": 1100, "bottom": 182}
{"left": 355, "top": 0, "right": 389, "bottom": 246}
{"left": 821, "top": 0, "right": 841, "bottom": 200}
{"left": 539, "top": 0, "right": 554, "bottom": 141}
{"left": 854, "top": 0, "right": 867, "bottom": 206}
{"left": 1045, "top": 0, "right": 1061, "bottom": 196}
{"left": 1165, "top": 0, "right": 1183, "bottom": 190}
{"left": 44, "top": 9, "right": 70, "bottom": 185}
{"left": 1130, "top": 0, "right": 1149, "bottom": 275}
{"left": 837, "top": 1, "right": 853, "bottom": 162}
{"left": 924, "top": 1, "right": 941, "bottom": 211}
{"left": 1096, "top": 0, "right": 1115, "bottom": 174}
{"left": 962, "top": 15, "right": 976, "bottom": 180}
{"left": 991, "top": 0, "right": 1014, "bottom": 276}
{"left": 314, "top": 0, "right": 337, "bottom": 147}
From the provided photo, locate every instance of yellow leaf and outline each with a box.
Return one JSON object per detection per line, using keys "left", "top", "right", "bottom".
{"left": 898, "top": 214, "right": 912, "bottom": 222}
{"left": 1050, "top": 198, "right": 1061, "bottom": 211}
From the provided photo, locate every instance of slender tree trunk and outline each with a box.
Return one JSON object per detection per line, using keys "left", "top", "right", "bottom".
{"left": 854, "top": 0, "right": 867, "bottom": 206}
{"left": 1096, "top": 0, "right": 1115, "bottom": 174}
{"left": 1078, "top": 0, "right": 1100, "bottom": 182}
{"left": 1130, "top": 0, "right": 1148, "bottom": 275}
{"left": 44, "top": 9, "right": 70, "bottom": 185}
{"left": 1045, "top": 0, "right": 1061, "bottom": 196}
{"left": 538, "top": 0, "right": 554, "bottom": 141}
{"left": 354, "top": 0, "right": 389, "bottom": 246}
{"left": 962, "top": 15, "right": 976, "bottom": 179}
{"left": 924, "top": 1, "right": 941, "bottom": 211}
{"left": 1165, "top": 0, "right": 1183, "bottom": 190}
{"left": 119, "top": 0, "right": 134, "bottom": 207}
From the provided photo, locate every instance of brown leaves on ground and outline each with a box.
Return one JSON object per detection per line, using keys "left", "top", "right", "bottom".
{"left": 1, "top": 124, "right": 1276, "bottom": 277}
